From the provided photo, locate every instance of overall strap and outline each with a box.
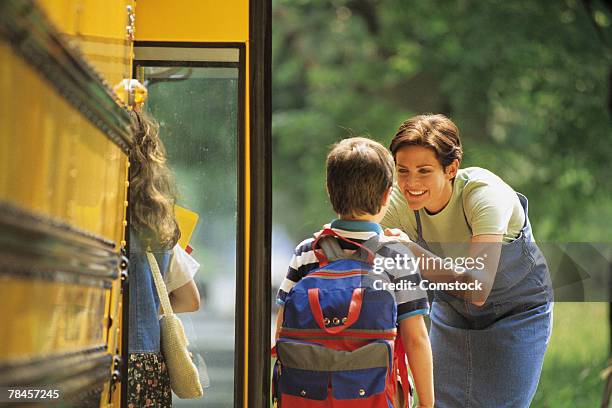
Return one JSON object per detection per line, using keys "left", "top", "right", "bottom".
{"left": 146, "top": 251, "right": 174, "bottom": 316}
{"left": 515, "top": 192, "right": 529, "bottom": 230}
{"left": 413, "top": 210, "right": 432, "bottom": 252}
{"left": 414, "top": 210, "right": 424, "bottom": 242}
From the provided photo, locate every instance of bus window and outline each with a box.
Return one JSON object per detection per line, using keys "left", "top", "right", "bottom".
{"left": 135, "top": 47, "right": 243, "bottom": 407}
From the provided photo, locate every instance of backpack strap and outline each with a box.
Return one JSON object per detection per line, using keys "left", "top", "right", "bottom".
{"left": 361, "top": 235, "right": 407, "bottom": 260}
{"left": 360, "top": 234, "right": 388, "bottom": 254}
{"left": 312, "top": 228, "right": 375, "bottom": 266}
{"left": 317, "top": 236, "right": 348, "bottom": 263}
{"left": 394, "top": 334, "right": 411, "bottom": 407}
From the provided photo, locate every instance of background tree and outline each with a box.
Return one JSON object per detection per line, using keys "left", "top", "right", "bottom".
{"left": 272, "top": 0, "right": 612, "bottom": 242}
{"left": 271, "top": 1, "right": 612, "bottom": 406}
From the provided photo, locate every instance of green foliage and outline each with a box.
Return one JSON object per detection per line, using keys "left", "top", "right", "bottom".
{"left": 272, "top": 0, "right": 612, "bottom": 242}
{"left": 533, "top": 302, "right": 608, "bottom": 407}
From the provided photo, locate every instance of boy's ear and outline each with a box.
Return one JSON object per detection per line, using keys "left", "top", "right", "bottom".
{"left": 381, "top": 186, "right": 392, "bottom": 207}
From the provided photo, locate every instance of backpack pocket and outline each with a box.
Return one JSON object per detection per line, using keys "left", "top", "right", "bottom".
{"left": 276, "top": 340, "right": 393, "bottom": 407}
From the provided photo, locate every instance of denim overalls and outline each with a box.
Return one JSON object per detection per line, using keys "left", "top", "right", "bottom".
{"left": 415, "top": 193, "right": 553, "bottom": 408}
{"left": 128, "top": 230, "right": 172, "bottom": 353}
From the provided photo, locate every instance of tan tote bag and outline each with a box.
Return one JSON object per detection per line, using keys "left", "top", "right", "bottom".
{"left": 146, "top": 251, "right": 204, "bottom": 399}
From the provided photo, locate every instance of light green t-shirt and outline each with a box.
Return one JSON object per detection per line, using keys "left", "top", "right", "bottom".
{"left": 381, "top": 167, "right": 525, "bottom": 254}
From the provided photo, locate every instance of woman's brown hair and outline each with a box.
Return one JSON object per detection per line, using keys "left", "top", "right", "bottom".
{"left": 129, "top": 110, "right": 180, "bottom": 249}
{"left": 390, "top": 114, "right": 463, "bottom": 168}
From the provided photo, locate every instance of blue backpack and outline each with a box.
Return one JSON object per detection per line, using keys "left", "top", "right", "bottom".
{"left": 273, "top": 228, "right": 411, "bottom": 407}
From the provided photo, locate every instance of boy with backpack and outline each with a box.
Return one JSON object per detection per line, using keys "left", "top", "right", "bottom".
{"left": 274, "top": 137, "right": 434, "bottom": 408}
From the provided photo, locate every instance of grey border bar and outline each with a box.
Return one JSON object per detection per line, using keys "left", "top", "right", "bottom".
{"left": 134, "top": 47, "right": 240, "bottom": 62}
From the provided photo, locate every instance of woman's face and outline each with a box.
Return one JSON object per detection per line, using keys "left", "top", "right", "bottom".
{"left": 395, "top": 145, "right": 457, "bottom": 213}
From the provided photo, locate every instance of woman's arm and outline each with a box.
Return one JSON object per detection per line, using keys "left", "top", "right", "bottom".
{"left": 400, "top": 315, "right": 434, "bottom": 408}
{"left": 385, "top": 229, "right": 503, "bottom": 305}
{"left": 467, "top": 233, "right": 503, "bottom": 305}
{"left": 169, "top": 280, "right": 200, "bottom": 313}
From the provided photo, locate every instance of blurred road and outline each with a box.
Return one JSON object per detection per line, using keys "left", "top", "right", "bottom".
{"left": 173, "top": 313, "right": 235, "bottom": 408}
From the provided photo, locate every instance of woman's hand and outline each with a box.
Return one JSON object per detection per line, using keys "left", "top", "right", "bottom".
{"left": 384, "top": 228, "right": 412, "bottom": 243}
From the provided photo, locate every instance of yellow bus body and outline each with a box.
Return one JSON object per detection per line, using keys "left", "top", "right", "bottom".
{"left": 0, "top": 0, "right": 270, "bottom": 406}
{"left": 0, "top": 0, "right": 132, "bottom": 405}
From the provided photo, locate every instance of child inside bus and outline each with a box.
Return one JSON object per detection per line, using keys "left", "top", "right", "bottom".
{"left": 274, "top": 137, "right": 434, "bottom": 408}
{"left": 127, "top": 109, "right": 200, "bottom": 407}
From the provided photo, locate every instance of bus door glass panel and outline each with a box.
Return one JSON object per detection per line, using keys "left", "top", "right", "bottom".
{"left": 136, "top": 53, "right": 239, "bottom": 407}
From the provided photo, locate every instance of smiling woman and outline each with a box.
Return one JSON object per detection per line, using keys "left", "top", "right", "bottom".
{"left": 381, "top": 114, "right": 554, "bottom": 408}
{"left": 395, "top": 146, "right": 457, "bottom": 214}
{"left": 391, "top": 115, "right": 463, "bottom": 215}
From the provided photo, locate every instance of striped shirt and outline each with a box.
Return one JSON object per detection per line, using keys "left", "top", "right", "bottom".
{"left": 276, "top": 219, "right": 429, "bottom": 321}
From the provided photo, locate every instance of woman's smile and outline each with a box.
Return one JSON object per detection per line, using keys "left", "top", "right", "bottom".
{"left": 407, "top": 189, "right": 428, "bottom": 199}
{"left": 395, "top": 145, "right": 456, "bottom": 213}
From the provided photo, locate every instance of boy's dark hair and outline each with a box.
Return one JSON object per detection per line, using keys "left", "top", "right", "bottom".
{"left": 326, "top": 137, "right": 394, "bottom": 217}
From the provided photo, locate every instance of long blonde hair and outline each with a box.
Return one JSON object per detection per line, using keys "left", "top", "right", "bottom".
{"left": 129, "top": 110, "right": 180, "bottom": 249}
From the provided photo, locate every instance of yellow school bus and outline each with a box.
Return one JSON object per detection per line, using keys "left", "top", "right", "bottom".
{"left": 0, "top": 0, "right": 271, "bottom": 406}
